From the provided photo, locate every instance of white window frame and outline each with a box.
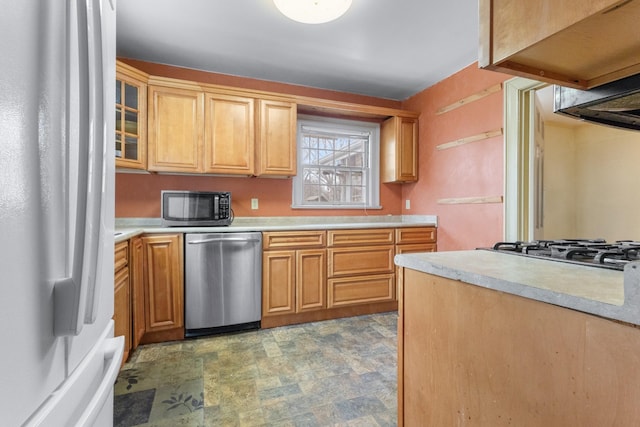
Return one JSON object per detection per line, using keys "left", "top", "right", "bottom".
{"left": 292, "top": 115, "right": 381, "bottom": 209}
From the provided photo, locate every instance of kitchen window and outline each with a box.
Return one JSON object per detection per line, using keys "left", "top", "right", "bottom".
{"left": 292, "top": 116, "right": 380, "bottom": 209}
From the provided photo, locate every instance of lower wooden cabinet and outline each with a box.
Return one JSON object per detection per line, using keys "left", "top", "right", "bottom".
{"left": 113, "top": 241, "right": 130, "bottom": 365}
{"left": 114, "top": 234, "right": 184, "bottom": 353}
{"left": 327, "top": 229, "right": 396, "bottom": 306}
{"left": 130, "top": 236, "right": 145, "bottom": 349}
{"left": 262, "top": 231, "right": 327, "bottom": 319}
{"left": 262, "top": 228, "right": 415, "bottom": 328}
{"left": 116, "top": 227, "right": 436, "bottom": 338}
{"left": 140, "top": 233, "right": 184, "bottom": 343}
{"left": 395, "top": 227, "right": 437, "bottom": 300}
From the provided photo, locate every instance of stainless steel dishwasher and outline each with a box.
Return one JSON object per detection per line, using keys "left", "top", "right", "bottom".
{"left": 185, "top": 232, "right": 262, "bottom": 337}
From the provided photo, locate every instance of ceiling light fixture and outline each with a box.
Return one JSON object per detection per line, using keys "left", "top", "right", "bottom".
{"left": 273, "top": 0, "right": 352, "bottom": 24}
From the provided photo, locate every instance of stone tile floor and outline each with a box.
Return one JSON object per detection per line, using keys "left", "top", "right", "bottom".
{"left": 114, "top": 312, "right": 398, "bottom": 427}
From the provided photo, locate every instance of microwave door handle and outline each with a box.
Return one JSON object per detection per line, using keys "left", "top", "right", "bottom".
{"left": 83, "top": 0, "right": 107, "bottom": 325}
{"left": 53, "top": 0, "right": 90, "bottom": 337}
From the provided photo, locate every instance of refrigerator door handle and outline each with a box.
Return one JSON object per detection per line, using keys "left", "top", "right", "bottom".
{"left": 54, "top": 0, "right": 108, "bottom": 335}
{"left": 82, "top": 0, "right": 107, "bottom": 325}
{"left": 53, "top": 0, "right": 92, "bottom": 337}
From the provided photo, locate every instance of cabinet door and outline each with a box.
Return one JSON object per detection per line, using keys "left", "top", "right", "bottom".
{"left": 130, "top": 236, "right": 145, "bottom": 350}
{"left": 255, "top": 99, "right": 297, "bottom": 177}
{"left": 115, "top": 61, "right": 147, "bottom": 170}
{"left": 263, "top": 250, "right": 296, "bottom": 316}
{"left": 204, "top": 92, "right": 255, "bottom": 175}
{"left": 296, "top": 249, "right": 326, "bottom": 312}
{"left": 113, "top": 265, "right": 130, "bottom": 365}
{"left": 148, "top": 85, "right": 204, "bottom": 172}
{"left": 141, "top": 234, "right": 184, "bottom": 338}
{"left": 381, "top": 116, "right": 418, "bottom": 183}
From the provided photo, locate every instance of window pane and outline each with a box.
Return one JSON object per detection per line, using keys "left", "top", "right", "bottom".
{"left": 115, "top": 133, "right": 122, "bottom": 158}
{"left": 294, "top": 118, "right": 378, "bottom": 208}
{"left": 125, "top": 136, "right": 138, "bottom": 160}
{"left": 125, "top": 83, "right": 138, "bottom": 109}
{"left": 352, "top": 186, "right": 364, "bottom": 202}
{"left": 124, "top": 110, "right": 138, "bottom": 134}
{"left": 115, "top": 80, "right": 121, "bottom": 105}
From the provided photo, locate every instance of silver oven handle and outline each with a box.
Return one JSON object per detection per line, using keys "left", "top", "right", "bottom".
{"left": 188, "top": 237, "right": 261, "bottom": 245}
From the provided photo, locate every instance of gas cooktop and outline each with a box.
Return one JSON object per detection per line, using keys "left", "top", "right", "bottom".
{"left": 487, "top": 239, "right": 640, "bottom": 271}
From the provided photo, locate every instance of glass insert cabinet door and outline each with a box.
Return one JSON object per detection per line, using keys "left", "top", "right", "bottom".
{"left": 115, "top": 62, "right": 147, "bottom": 169}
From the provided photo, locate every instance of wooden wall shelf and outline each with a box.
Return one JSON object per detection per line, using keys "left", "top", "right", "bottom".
{"left": 437, "top": 196, "right": 503, "bottom": 205}
{"left": 436, "top": 83, "right": 503, "bottom": 115}
{"left": 436, "top": 128, "right": 503, "bottom": 151}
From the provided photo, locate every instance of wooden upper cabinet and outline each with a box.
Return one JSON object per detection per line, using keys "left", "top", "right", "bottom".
{"left": 147, "top": 83, "right": 204, "bottom": 173}
{"left": 381, "top": 116, "right": 418, "bottom": 183}
{"left": 115, "top": 61, "right": 148, "bottom": 170}
{"left": 255, "top": 99, "right": 297, "bottom": 177}
{"left": 479, "top": 0, "right": 640, "bottom": 89}
{"left": 204, "top": 92, "right": 255, "bottom": 175}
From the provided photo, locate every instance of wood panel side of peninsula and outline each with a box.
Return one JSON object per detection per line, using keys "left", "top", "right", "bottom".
{"left": 398, "top": 268, "right": 640, "bottom": 426}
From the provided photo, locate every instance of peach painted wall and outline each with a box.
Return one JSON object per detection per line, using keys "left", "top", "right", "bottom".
{"left": 116, "top": 173, "right": 402, "bottom": 218}
{"left": 401, "top": 63, "right": 510, "bottom": 251}
{"left": 115, "top": 59, "right": 403, "bottom": 218}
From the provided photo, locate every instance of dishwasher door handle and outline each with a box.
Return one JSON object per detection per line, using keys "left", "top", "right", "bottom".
{"left": 188, "top": 237, "right": 261, "bottom": 245}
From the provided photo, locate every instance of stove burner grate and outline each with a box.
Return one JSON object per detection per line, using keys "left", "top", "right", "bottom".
{"left": 490, "top": 239, "right": 640, "bottom": 271}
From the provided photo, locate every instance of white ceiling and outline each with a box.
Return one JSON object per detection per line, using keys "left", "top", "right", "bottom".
{"left": 116, "top": 0, "right": 479, "bottom": 101}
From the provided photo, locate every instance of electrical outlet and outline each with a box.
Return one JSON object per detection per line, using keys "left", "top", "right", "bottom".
{"left": 405, "top": 199, "right": 411, "bottom": 210}
{"left": 251, "top": 198, "right": 259, "bottom": 210}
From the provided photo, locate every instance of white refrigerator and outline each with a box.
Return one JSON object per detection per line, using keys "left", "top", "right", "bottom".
{"left": 0, "top": 0, "right": 123, "bottom": 426}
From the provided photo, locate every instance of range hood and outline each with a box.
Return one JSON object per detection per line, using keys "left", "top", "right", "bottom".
{"left": 554, "top": 73, "right": 640, "bottom": 131}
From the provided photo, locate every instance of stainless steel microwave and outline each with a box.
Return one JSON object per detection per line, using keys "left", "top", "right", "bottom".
{"left": 161, "top": 191, "right": 233, "bottom": 227}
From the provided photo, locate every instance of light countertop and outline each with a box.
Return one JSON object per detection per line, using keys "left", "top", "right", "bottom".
{"left": 395, "top": 250, "right": 640, "bottom": 326}
{"left": 115, "top": 214, "right": 437, "bottom": 244}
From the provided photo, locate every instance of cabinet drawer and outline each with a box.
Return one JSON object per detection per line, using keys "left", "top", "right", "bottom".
{"left": 327, "top": 228, "right": 394, "bottom": 247}
{"left": 263, "top": 231, "right": 326, "bottom": 250}
{"left": 328, "top": 246, "right": 394, "bottom": 277}
{"left": 395, "top": 227, "right": 436, "bottom": 244}
{"left": 396, "top": 243, "right": 437, "bottom": 254}
{"left": 328, "top": 274, "right": 395, "bottom": 307}
{"left": 114, "top": 241, "right": 129, "bottom": 272}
